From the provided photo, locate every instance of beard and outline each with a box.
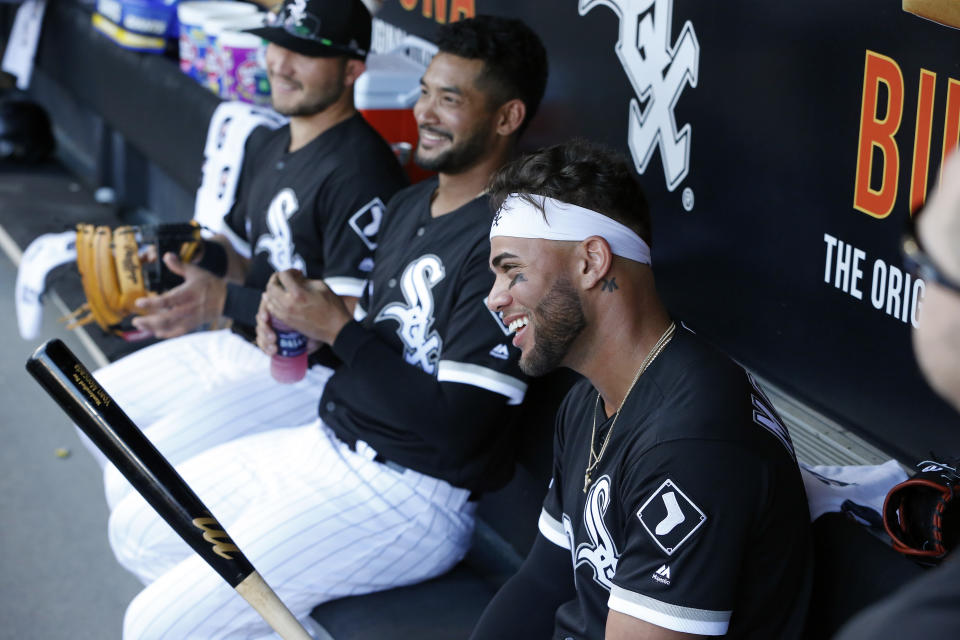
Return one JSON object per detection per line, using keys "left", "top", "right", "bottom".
{"left": 270, "top": 65, "right": 346, "bottom": 117}
{"left": 520, "top": 277, "right": 587, "bottom": 377}
{"left": 414, "top": 123, "right": 491, "bottom": 174}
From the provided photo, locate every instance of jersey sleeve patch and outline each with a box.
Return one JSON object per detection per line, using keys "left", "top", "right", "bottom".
{"left": 538, "top": 508, "right": 569, "bottom": 549}
{"left": 635, "top": 479, "right": 707, "bottom": 556}
{"left": 608, "top": 585, "right": 731, "bottom": 636}
{"left": 348, "top": 197, "right": 385, "bottom": 251}
{"left": 436, "top": 360, "right": 527, "bottom": 405}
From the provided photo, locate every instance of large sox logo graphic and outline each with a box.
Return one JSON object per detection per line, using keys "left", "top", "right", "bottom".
{"left": 376, "top": 254, "right": 446, "bottom": 374}
{"left": 579, "top": 0, "right": 699, "bottom": 191}
{"left": 254, "top": 188, "right": 307, "bottom": 273}
{"left": 567, "top": 475, "right": 620, "bottom": 589}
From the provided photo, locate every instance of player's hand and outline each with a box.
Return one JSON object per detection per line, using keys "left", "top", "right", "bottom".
{"left": 131, "top": 252, "right": 227, "bottom": 338}
{"left": 255, "top": 295, "right": 279, "bottom": 356}
{"left": 263, "top": 269, "right": 351, "bottom": 346}
{"left": 255, "top": 295, "right": 322, "bottom": 357}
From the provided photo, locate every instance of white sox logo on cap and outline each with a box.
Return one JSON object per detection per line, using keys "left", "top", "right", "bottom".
{"left": 288, "top": 0, "right": 308, "bottom": 24}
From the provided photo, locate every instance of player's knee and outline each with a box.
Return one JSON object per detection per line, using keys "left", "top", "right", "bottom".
{"left": 104, "top": 462, "right": 133, "bottom": 510}
{"left": 122, "top": 584, "right": 176, "bottom": 640}
{"left": 107, "top": 496, "right": 143, "bottom": 574}
{"left": 108, "top": 494, "right": 168, "bottom": 583}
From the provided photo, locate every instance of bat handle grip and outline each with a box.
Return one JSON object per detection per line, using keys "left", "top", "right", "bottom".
{"left": 235, "top": 572, "right": 314, "bottom": 640}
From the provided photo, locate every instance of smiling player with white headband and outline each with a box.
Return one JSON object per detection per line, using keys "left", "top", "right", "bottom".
{"left": 490, "top": 192, "right": 652, "bottom": 265}
{"left": 474, "top": 139, "right": 812, "bottom": 640}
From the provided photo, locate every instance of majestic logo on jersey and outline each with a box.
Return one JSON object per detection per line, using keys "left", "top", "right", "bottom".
{"left": 349, "top": 198, "right": 385, "bottom": 251}
{"left": 376, "top": 254, "right": 446, "bottom": 374}
{"left": 747, "top": 374, "right": 796, "bottom": 458}
{"left": 579, "top": 0, "right": 699, "bottom": 191}
{"left": 571, "top": 475, "right": 620, "bottom": 590}
{"left": 254, "top": 188, "right": 307, "bottom": 273}
{"left": 651, "top": 563, "right": 671, "bottom": 585}
{"left": 489, "top": 344, "right": 510, "bottom": 360}
{"left": 636, "top": 479, "right": 706, "bottom": 555}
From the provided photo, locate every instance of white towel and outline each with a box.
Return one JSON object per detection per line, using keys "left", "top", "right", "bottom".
{"left": 800, "top": 459, "right": 909, "bottom": 525}
{"left": 193, "top": 101, "right": 287, "bottom": 237}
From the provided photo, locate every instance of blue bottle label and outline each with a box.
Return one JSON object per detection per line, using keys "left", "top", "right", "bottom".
{"left": 275, "top": 328, "right": 307, "bottom": 357}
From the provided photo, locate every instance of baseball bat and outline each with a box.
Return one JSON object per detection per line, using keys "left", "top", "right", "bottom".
{"left": 26, "top": 338, "right": 312, "bottom": 640}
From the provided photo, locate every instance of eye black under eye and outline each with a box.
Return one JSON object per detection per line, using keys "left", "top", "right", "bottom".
{"left": 509, "top": 273, "right": 527, "bottom": 288}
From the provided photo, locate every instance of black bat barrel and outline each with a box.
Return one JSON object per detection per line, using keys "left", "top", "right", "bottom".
{"left": 26, "top": 338, "right": 255, "bottom": 588}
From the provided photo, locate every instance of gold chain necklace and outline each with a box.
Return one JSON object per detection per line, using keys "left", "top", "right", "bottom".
{"left": 584, "top": 321, "right": 676, "bottom": 493}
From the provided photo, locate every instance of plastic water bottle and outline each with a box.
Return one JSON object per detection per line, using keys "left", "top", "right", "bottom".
{"left": 270, "top": 318, "right": 307, "bottom": 383}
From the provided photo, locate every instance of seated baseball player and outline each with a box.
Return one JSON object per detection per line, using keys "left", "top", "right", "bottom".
{"left": 107, "top": 15, "right": 549, "bottom": 639}
{"left": 88, "top": 0, "right": 408, "bottom": 509}
{"left": 472, "top": 139, "right": 813, "bottom": 639}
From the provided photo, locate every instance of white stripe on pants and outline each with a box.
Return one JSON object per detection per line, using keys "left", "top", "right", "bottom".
{"left": 108, "top": 420, "right": 476, "bottom": 639}
{"left": 82, "top": 329, "right": 332, "bottom": 509}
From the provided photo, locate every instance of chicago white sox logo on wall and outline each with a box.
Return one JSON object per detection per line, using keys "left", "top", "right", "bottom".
{"left": 254, "top": 188, "right": 307, "bottom": 273}
{"left": 571, "top": 475, "right": 619, "bottom": 589}
{"left": 579, "top": 0, "right": 699, "bottom": 194}
{"left": 376, "top": 254, "right": 446, "bottom": 374}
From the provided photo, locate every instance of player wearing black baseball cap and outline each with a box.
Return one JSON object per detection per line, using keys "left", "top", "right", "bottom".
{"left": 246, "top": 0, "right": 371, "bottom": 60}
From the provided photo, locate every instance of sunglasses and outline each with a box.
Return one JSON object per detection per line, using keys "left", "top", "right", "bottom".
{"left": 902, "top": 208, "right": 960, "bottom": 295}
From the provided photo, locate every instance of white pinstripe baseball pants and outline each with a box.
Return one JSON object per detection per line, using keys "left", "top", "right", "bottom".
{"left": 109, "top": 421, "right": 476, "bottom": 639}
{"left": 81, "top": 329, "right": 332, "bottom": 510}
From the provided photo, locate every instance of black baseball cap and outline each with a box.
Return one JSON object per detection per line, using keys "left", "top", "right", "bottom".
{"left": 246, "top": 0, "right": 371, "bottom": 60}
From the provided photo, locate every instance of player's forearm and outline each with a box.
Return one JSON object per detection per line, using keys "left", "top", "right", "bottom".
{"left": 213, "top": 235, "right": 250, "bottom": 284}
{"left": 330, "top": 321, "right": 512, "bottom": 456}
{"left": 470, "top": 534, "right": 574, "bottom": 640}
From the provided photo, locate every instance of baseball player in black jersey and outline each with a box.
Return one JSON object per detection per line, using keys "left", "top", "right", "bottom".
{"left": 474, "top": 139, "right": 812, "bottom": 639}
{"left": 90, "top": 0, "right": 407, "bottom": 510}
{"left": 105, "top": 15, "right": 549, "bottom": 639}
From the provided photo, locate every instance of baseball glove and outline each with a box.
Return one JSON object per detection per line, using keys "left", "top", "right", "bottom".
{"left": 64, "top": 222, "right": 202, "bottom": 336}
{"left": 883, "top": 457, "right": 960, "bottom": 565}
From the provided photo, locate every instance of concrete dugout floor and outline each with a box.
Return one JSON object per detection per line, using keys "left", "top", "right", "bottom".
{"left": 0, "top": 162, "right": 142, "bottom": 639}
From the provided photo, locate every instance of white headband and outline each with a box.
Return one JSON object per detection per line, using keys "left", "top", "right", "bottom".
{"left": 489, "top": 193, "right": 651, "bottom": 264}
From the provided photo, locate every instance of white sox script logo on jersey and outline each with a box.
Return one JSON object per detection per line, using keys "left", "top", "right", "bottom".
{"left": 566, "top": 475, "right": 619, "bottom": 589}
{"left": 255, "top": 188, "right": 307, "bottom": 273}
{"left": 579, "top": 0, "right": 699, "bottom": 191}
{"left": 376, "top": 254, "right": 446, "bottom": 374}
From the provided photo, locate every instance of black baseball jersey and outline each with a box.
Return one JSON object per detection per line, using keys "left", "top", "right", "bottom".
{"left": 319, "top": 178, "right": 529, "bottom": 493}
{"left": 539, "top": 327, "right": 812, "bottom": 638}
{"left": 222, "top": 114, "right": 408, "bottom": 322}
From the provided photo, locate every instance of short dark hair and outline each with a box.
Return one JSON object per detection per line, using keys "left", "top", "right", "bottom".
{"left": 488, "top": 138, "right": 653, "bottom": 245}
{"left": 434, "top": 15, "right": 548, "bottom": 137}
